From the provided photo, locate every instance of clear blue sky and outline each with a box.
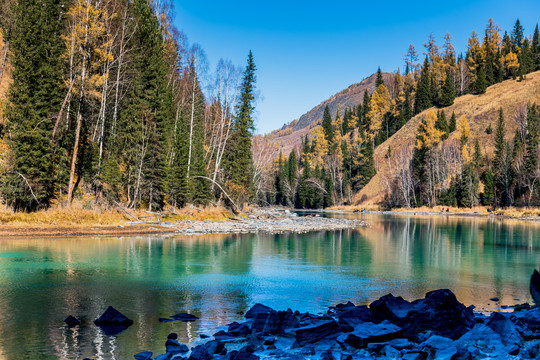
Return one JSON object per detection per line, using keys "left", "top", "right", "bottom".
{"left": 172, "top": 0, "right": 540, "bottom": 134}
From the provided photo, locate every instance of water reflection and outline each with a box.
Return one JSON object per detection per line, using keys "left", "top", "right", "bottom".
{"left": 0, "top": 214, "right": 538, "bottom": 359}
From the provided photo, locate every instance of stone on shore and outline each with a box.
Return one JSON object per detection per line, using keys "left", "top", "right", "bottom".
{"left": 133, "top": 351, "right": 152, "bottom": 360}
{"left": 486, "top": 312, "right": 523, "bottom": 347}
{"left": 295, "top": 320, "right": 341, "bottom": 346}
{"left": 252, "top": 309, "right": 299, "bottom": 335}
{"left": 531, "top": 269, "right": 540, "bottom": 305}
{"left": 338, "top": 305, "right": 372, "bottom": 331}
{"left": 338, "top": 320, "right": 403, "bottom": 348}
{"left": 188, "top": 344, "right": 212, "bottom": 360}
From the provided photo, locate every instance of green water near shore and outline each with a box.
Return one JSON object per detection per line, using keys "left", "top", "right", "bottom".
{"left": 0, "top": 213, "right": 538, "bottom": 359}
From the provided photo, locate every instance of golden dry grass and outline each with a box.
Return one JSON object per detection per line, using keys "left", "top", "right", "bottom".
{"left": 0, "top": 207, "right": 126, "bottom": 226}
{"left": 355, "top": 71, "right": 540, "bottom": 205}
{"left": 159, "top": 205, "right": 233, "bottom": 223}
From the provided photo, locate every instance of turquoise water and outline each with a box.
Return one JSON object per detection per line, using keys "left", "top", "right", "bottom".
{"left": 0, "top": 213, "right": 538, "bottom": 359}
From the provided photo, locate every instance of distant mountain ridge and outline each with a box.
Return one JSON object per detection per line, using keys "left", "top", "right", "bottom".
{"left": 267, "top": 72, "right": 394, "bottom": 154}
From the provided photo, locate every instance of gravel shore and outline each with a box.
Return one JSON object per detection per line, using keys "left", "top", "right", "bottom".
{"left": 153, "top": 208, "right": 368, "bottom": 235}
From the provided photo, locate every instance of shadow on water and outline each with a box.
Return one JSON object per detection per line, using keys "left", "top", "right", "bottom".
{"left": 0, "top": 213, "right": 538, "bottom": 359}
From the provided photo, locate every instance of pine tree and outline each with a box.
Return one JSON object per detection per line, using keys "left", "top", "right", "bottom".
{"left": 3, "top": 0, "right": 67, "bottom": 210}
{"left": 322, "top": 105, "right": 334, "bottom": 143}
{"left": 475, "top": 65, "right": 488, "bottom": 94}
{"left": 435, "top": 110, "right": 449, "bottom": 139}
{"left": 375, "top": 67, "right": 384, "bottom": 87}
{"left": 440, "top": 70, "right": 455, "bottom": 107}
{"left": 414, "top": 58, "right": 432, "bottom": 114}
{"left": 525, "top": 104, "right": 539, "bottom": 204}
{"left": 482, "top": 167, "right": 495, "bottom": 206}
{"left": 449, "top": 112, "right": 457, "bottom": 132}
{"left": 532, "top": 24, "right": 540, "bottom": 70}
{"left": 512, "top": 18, "right": 524, "bottom": 49}
{"left": 223, "top": 51, "right": 257, "bottom": 206}
{"left": 493, "top": 108, "right": 506, "bottom": 170}
{"left": 473, "top": 139, "right": 483, "bottom": 170}
{"left": 288, "top": 150, "right": 297, "bottom": 185}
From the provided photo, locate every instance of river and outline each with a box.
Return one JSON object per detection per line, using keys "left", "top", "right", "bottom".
{"left": 0, "top": 212, "right": 538, "bottom": 359}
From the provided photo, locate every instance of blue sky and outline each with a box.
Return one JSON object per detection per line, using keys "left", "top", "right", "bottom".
{"left": 172, "top": 0, "right": 540, "bottom": 134}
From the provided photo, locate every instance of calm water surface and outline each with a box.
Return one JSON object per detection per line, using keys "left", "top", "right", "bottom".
{"left": 0, "top": 213, "right": 539, "bottom": 359}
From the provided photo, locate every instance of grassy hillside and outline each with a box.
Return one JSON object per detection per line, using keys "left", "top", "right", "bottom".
{"left": 355, "top": 70, "right": 540, "bottom": 205}
{"left": 0, "top": 30, "right": 11, "bottom": 125}
{"left": 266, "top": 72, "right": 394, "bottom": 155}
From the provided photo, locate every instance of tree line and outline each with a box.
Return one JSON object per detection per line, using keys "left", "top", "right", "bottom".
{"left": 0, "top": 0, "right": 257, "bottom": 212}
{"left": 261, "top": 18, "right": 540, "bottom": 209}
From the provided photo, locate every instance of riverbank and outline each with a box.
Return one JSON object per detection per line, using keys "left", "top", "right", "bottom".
{"left": 329, "top": 205, "right": 540, "bottom": 222}
{"left": 129, "top": 287, "right": 539, "bottom": 360}
{"left": 0, "top": 206, "right": 368, "bottom": 237}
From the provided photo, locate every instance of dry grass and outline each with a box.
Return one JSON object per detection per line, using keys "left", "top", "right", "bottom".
{"left": 159, "top": 205, "right": 233, "bottom": 223}
{"left": 0, "top": 207, "right": 126, "bottom": 226}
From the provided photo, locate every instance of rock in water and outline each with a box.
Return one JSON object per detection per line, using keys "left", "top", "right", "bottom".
{"left": 64, "top": 315, "right": 80, "bottom": 328}
{"left": 94, "top": 306, "right": 133, "bottom": 335}
{"left": 133, "top": 351, "right": 152, "bottom": 360}
{"left": 171, "top": 313, "right": 199, "bottom": 322}
{"left": 188, "top": 345, "right": 212, "bottom": 360}
{"left": 94, "top": 306, "right": 133, "bottom": 326}
{"left": 245, "top": 303, "right": 276, "bottom": 319}
{"left": 165, "top": 339, "right": 189, "bottom": 354}
{"left": 486, "top": 312, "right": 523, "bottom": 347}
{"left": 531, "top": 269, "right": 540, "bottom": 305}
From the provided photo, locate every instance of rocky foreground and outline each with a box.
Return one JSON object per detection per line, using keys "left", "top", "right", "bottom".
{"left": 156, "top": 209, "right": 368, "bottom": 235}
{"left": 131, "top": 289, "right": 540, "bottom": 360}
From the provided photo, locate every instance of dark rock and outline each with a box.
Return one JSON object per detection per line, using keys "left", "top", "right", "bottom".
{"left": 245, "top": 303, "right": 276, "bottom": 319}
{"left": 387, "top": 338, "right": 414, "bottom": 350}
{"left": 298, "top": 313, "right": 333, "bottom": 327}
{"left": 167, "top": 332, "right": 178, "bottom": 340}
{"left": 204, "top": 340, "right": 225, "bottom": 354}
{"left": 295, "top": 320, "right": 342, "bottom": 346}
{"left": 94, "top": 306, "right": 134, "bottom": 327}
{"left": 531, "top": 269, "right": 540, "bottom": 305}
{"left": 266, "top": 344, "right": 276, "bottom": 350}
{"left": 381, "top": 344, "right": 400, "bottom": 358}
{"left": 369, "top": 294, "right": 414, "bottom": 324}
{"left": 490, "top": 297, "right": 500, "bottom": 302}
{"left": 263, "top": 338, "right": 275, "bottom": 345}
{"left": 188, "top": 345, "right": 212, "bottom": 360}
{"left": 171, "top": 313, "right": 199, "bottom": 322}
{"left": 247, "top": 334, "right": 263, "bottom": 352}
{"left": 420, "top": 335, "right": 456, "bottom": 360}
{"left": 133, "top": 351, "right": 152, "bottom": 360}
{"left": 65, "top": 315, "right": 80, "bottom": 327}
{"left": 337, "top": 320, "right": 402, "bottom": 348}
{"left": 158, "top": 318, "right": 174, "bottom": 322}
{"left": 486, "top": 312, "right": 522, "bottom": 347}
{"left": 237, "top": 311, "right": 244, "bottom": 315}
{"left": 252, "top": 309, "right": 299, "bottom": 335}
{"left": 200, "top": 334, "right": 209, "bottom": 339}
{"left": 165, "top": 339, "right": 189, "bottom": 354}
{"left": 401, "top": 289, "right": 475, "bottom": 339}
{"left": 338, "top": 306, "right": 372, "bottom": 332}
{"left": 512, "top": 308, "right": 540, "bottom": 331}
{"left": 401, "top": 353, "right": 424, "bottom": 360}
{"left": 229, "top": 349, "right": 259, "bottom": 360}
{"left": 213, "top": 330, "right": 232, "bottom": 340}
{"left": 320, "top": 349, "right": 335, "bottom": 360}
{"left": 513, "top": 303, "right": 531, "bottom": 311}
{"left": 457, "top": 323, "right": 506, "bottom": 355}
{"left": 228, "top": 321, "right": 252, "bottom": 337}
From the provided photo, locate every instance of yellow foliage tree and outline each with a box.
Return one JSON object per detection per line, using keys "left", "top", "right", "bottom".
{"left": 457, "top": 115, "right": 471, "bottom": 146}
{"left": 415, "top": 110, "right": 444, "bottom": 149}
{"left": 504, "top": 52, "right": 519, "bottom": 78}
{"left": 310, "top": 127, "right": 329, "bottom": 169}
{"left": 367, "top": 84, "right": 391, "bottom": 140}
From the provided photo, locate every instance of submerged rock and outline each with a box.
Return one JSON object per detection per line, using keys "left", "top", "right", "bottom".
{"left": 133, "top": 351, "right": 152, "bottom": 360}
{"left": 64, "top": 315, "right": 80, "bottom": 328}
{"left": 171, "top": 313, "right": 199, "bottom": 322}
{"left": 188, "top": 344, "right": 212, "bottom": 360}
{"left": 165, "top": 338, "right": 189, "bottom": 354}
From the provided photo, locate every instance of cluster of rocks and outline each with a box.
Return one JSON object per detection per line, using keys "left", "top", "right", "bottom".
{"left": 133, "top": 288, "right": 540, "bottom": 360}
{"left": 174, "top": 209, "right": 368, "bottom": 235}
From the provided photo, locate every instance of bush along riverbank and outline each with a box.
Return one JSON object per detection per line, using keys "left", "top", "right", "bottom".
{"left": 126, "top": 287, "right": 540, "bottom": 360}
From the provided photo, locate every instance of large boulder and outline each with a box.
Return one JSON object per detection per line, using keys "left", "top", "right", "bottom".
{"left": 165, "top": 339, "right": 189, "bottom": 354}
{"left": 457, "top": 323, "right": 507, "bottom": 355}
{"left": 252, "top": 309, "right": 299, "bottom": 335}
{"left": 204, "top": 340, "right": 225, "bottom": 355}
{"left": 531, "top": 269, "right": 540, "bottom": 305}
{"left": 295, "top": 320, "right": 341, "bottom": 346}
{"left": 65, "top": 315, "right": 80, "bottom": 328}
{"left": 486, "top": 312, "right": 523, "bottom": 347}
{"left": 228, "top": 321, "right": 252, "bottom": 337}
{"left": 401, "top": 289, "right": 474, "bottom": 339}
{"left": 188, "top": 345, "right": 212, "bottom": 360}
{"left": 338, "top": 306, "right": 372, "bottom": 331}
{"left": 245, "top": 304, "right": 276, "bottom": 319}
{"left": 337, "top": 320, "right": 403, "bottom": 349}
{"left": 370, "top": 294, "right": 414, "bottom": 324}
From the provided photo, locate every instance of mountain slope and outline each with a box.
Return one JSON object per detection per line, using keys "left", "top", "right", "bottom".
{"left": 355, "top": 70, "right": 540, "bottom": 205}
{"left": 267, "top": 72, "right": 394, "bottom": 155}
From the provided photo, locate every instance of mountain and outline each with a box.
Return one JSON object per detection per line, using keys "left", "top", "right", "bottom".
{"left": 355, "top": 70, "right": 540, "bottom": 205}
{"left": 266, "top": 72, "right": 394, "bottom": 155}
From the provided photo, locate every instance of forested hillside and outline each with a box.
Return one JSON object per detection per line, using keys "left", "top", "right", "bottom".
{"left": 0, "top": 0, "right": 257, "bottom": 212}
{"left": 261, "top": 19, "right": 540, "bottom": 209}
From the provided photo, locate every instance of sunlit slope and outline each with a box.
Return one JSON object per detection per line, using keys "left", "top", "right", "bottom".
{"left": 355, "top": 70, "right": 540, "bottom": 205}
